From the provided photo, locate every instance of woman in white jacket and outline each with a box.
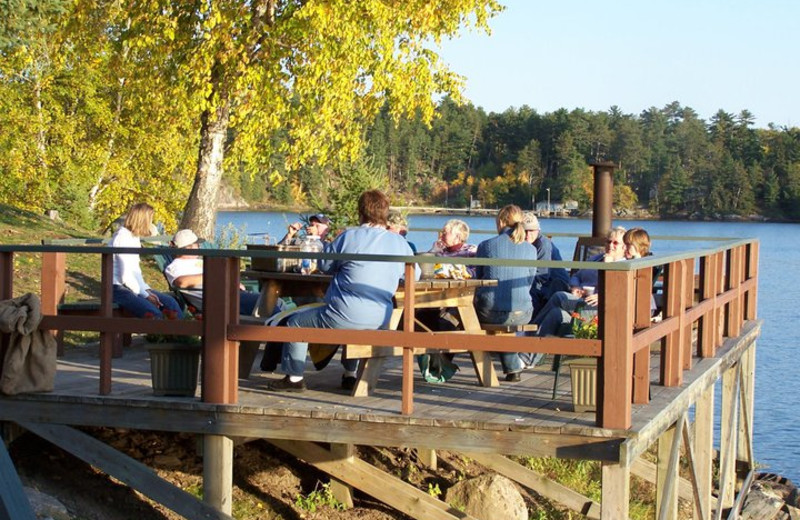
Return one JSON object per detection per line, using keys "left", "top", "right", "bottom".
{"left": 110, "top": 203, "right": 181, "bottom": 319}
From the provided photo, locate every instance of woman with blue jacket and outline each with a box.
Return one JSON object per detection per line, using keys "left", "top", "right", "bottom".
{"left": 474, "top": 205, "right": 537, "bottom": 382}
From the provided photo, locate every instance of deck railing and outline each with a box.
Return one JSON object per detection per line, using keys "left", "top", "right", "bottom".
{"left": 0, "top": 234, "right": 758, "bottom": 430}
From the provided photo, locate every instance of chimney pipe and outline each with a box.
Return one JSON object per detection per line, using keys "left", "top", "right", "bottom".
{"left": 591, "top": 161, "right": 615, "bottom": 238}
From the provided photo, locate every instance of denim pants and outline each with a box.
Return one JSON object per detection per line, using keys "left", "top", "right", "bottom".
{"left": 476, "top": 308, "right": 531, "bottom": 374}
{"left": 113, "top": 285, "right": 183, "bottom": 319}
{"left": 281, "top": 305, "right": 365, "bottom": 377}
{"left": 533, "top": 291, "right": 585, "bottom": 337}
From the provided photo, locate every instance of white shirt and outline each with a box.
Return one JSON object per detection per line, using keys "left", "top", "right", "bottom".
{"left": 164, "top": 256, "right": 203, "bottom": 286}
{"left": 110, "top": 227, "right": 150, "bottom": 296}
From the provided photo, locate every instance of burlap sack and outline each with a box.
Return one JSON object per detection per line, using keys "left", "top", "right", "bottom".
{"left": 0, "top": 293, "right": 57, "bottom": 395}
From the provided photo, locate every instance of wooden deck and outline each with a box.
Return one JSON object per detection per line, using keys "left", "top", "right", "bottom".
{"left": 0, "top": 319, "right": 760, "bottom": 466}
{"left": 0, "top": 236, "right": 762, "bottom": 519}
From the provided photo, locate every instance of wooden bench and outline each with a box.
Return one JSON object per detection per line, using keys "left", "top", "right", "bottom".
{"left": 480, "top": 323, "right": 538, "bottom": 335}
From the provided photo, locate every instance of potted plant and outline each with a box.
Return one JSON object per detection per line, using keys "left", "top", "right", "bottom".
{"left": 566, "top": 309, "right": 599, "bottom": 412}
{"left": 145, "top": 321, "right": 201, "bottom": 397}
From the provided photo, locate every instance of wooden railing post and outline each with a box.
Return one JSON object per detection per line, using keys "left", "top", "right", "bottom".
{"left": 632, "top": 266, "right": 653, "bottom": 404}
{"left": 698, "top": 253, "right": 717, "bottom": 358}
{"left": 40, "top": 252, "right": 66, "bottom": 315}
{"left": 401, "top": 262, "right": 416, "bottom": 415}
{"left": 681, "top": 259, "right": 694, "bottom": 371}
{"left": 98, "top": 253, "right": 115, "bottom": 395}
{"left": 202, "top": 256, "right": 237, "bottom": 404}
{"left": 745, "top": 242, "right": 758, "bottom": 320}
{"left": 662, "top": 260, "right": 685, "bottom": 387}
{"left": 0, "top": 251, "right": 12, "bottom": 379}
{"left": 598, "top": 269, "right": 634, "bottom": 429}
{"left": 40, "top": 252, "right": 68, "bottom": 355}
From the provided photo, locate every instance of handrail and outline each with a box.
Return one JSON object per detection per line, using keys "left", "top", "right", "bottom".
{"left": 0, "top": 235, "right": 759, "bottom": 430}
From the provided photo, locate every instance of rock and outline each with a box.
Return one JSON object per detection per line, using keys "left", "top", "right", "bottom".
{"left": 24, "top": 486, "right": 70, "bottom": 520}
{"left": 445, "top": 474, "right": 526, "bottom": 520}
{"left": 741, "top": 477, "right": 800, "bottom": 520}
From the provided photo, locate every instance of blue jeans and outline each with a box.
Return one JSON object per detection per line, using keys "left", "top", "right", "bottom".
{"left": 113, "top": 285, "right": 183, "bottom": 319}
{"left": 281, "top": 305, "right": 366, "bottom": 377}
{"left": 476, "top": 308, "right": 531, "bottom": 374}
{"left": 533, "top": 291, "right": 585, "bottom": 337}
{"left": 239, "top": 291, "right": 260, "bottom": 316}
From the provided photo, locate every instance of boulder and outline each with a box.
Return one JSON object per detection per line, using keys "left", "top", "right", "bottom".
{"left": 24, "top": 486, "right": 70, "bottom": 520}
{"left": 445, "top": 474, "right": 526, "bottom": 520}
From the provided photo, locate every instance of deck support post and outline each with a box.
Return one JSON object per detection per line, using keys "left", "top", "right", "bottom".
{"left": 656, "top": 420, "right": 680, "bottom": 520}
{"left": 738, "top": 345, "right": 756, "bottom": 468}
{"left": 694, "top": 383, "right": 715, "bottom": 519}
{"left": 203, "top": 434, "right": 233, "bottom": 515}
{"left": 416, "top": 448, "right": 437, "bottom": 470}
{"left": 601, "top": 461, "right": 629, "bottom": 520}
{"left": 330, "top": 443, "right": 355, "bottom": 508}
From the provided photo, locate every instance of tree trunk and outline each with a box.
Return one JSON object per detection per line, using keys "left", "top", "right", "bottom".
{"left": 180, "top": 98, "right": 231, "bottom": 240}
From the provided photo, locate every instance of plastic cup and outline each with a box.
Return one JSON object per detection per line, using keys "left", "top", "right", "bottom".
{"left": 582, "top": 286, "right": 596, "bottom": 296}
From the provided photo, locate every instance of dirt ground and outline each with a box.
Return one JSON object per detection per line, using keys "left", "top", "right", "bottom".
{"left": 8, "top": 427, "right": 553, "bottom": 520}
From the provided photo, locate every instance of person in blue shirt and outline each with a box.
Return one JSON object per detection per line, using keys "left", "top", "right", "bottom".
{"left": 474, "top": 205, "right": 537, "bottom": 382}
{"left": 266, "top": 190, "right": 419, "bottom": 392}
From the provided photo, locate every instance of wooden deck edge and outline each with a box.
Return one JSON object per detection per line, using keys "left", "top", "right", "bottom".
{"left": 0, "top": 399, "right": 624, "bottom": 461}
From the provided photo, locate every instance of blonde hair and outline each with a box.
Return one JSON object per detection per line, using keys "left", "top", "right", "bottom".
{"left": 124, "top": 203, "right": 155, "bottom": 237}
{"left": 624, "top": 227, "right": 651, "bottom": 256}
{"left": 496, "top": 205, "right": 526, "bottom": 244}
{"left": 443, "top": 219, "right": 470, "bottom": 243}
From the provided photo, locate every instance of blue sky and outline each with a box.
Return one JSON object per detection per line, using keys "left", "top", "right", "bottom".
{"left": 437, "top": 1, "right": 799, "bottom": 128}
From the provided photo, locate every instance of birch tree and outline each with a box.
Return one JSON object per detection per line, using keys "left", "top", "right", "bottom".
{"left": 121, "top": 0, "right": 503, "bottom": 238}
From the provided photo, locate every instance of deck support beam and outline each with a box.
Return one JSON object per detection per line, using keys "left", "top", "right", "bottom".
{"left": 719, "top": 364, "right": 740, "bottom": 510}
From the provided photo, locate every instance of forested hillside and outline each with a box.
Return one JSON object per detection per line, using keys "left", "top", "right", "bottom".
{"left": 241, "top": 98, "right": 800, "bottom": 220}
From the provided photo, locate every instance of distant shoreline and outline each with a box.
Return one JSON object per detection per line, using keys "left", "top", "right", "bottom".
{"left": 219, "top": 204, "right": 784, "bottom": 223}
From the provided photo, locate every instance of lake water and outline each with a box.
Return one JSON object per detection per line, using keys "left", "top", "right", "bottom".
{"left": 219, "top": 210, "right": 800, "bottom": 481}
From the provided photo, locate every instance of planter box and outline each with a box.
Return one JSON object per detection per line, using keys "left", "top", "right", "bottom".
{"left": 567, "top": 357, "right": 597, "bottom": 413}
{"left": 147, "top": 343, "right": 201, "bottom": 397}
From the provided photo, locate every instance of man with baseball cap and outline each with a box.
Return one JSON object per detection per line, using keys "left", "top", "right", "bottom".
{"left": 278, "top": 213, "right": 331, "bottom": 245}
{"left": 164, "top": 229, "right": 259, "bottom": 315}
{"left": 520, "top": 212, "right": 570, "bottom": 367}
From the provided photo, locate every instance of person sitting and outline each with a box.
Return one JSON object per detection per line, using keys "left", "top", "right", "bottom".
{"left": 623, "top": 227, "right": 651, "bottom": 259}
{"left": 474, "top": 205, "right": 537, "bottom": 382}
{"left": 622, "top": 227, "right": 660, "bottom": 316}
{"left": 520, "top": 211, "right": 570, "bottom": 368}
{"left": 387, "top": 211, "right": 417, "bottom": 253}
{"left": 110, "top": 203, "right": 183, "bottom": 319}
{"left": 428, "top": 219, "right": 478, "bottom": 277}
{"left": 278, "top": 213, "right": 331, "bottom": 245}
{"left": 522, "top": 212, "right": 570, "bottom": 315}
{"left": 416, "top": 219, "right": 478, "bottom": 332}
{"left": 265, "top": 190, "right": 419, "bottom": 393}
{"left": 532, "top": 226, "right": 627, "bottom": 338}
{"left": 163, "top": 229, "right": 260, "bottom": 316}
